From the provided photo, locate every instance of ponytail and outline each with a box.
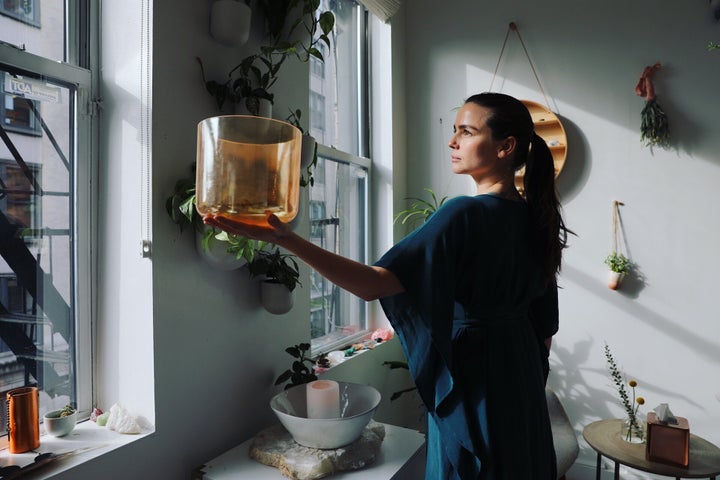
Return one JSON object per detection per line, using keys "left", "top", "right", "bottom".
{"left": 525, "top": 133, "right": 570, "bottom": 285}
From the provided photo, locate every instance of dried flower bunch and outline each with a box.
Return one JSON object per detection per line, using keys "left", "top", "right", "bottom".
{"left": 635, "top": 62, "right": 670, "bottom": 149}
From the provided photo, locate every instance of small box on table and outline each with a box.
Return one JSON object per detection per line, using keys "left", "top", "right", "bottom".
{"left": 646, "top": 412, "right": 690, "bottom": 467}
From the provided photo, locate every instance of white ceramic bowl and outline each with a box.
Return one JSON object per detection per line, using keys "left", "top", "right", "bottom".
{"left": 270, "top": 382, "right": 381, "bottom": 449}
{"left": 43, "top": 409, "right": 77, "bottom": 437}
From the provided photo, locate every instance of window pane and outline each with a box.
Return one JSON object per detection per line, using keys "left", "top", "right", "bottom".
{"left": 0, "top": 66, "right": 76, "bottom": 435}
{"left": 1, "top": 0, "right": 65, "bottom": 62}
{"left": 309, "top": 153, "right": 368, "bottom": 350}
{"left": 311, "top": 0, "right": 361, "bottom": 155}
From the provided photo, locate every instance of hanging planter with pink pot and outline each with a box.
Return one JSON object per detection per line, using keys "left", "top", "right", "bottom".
{"left": 604, "top": 200, "right": 632, "bottom": 290}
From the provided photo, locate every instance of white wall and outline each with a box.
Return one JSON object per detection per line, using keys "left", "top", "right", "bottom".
{"left": 402, "top": 0, "right": 720, "bottom": 477}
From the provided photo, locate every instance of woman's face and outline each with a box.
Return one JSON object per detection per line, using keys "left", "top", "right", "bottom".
{"left": 448, "top": 103, "right": 510, "bottom": 180}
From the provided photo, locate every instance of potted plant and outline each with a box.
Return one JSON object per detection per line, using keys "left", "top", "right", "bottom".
{"left": 394, "top": 188, "right": 448, "bottom": 229}
{"left": 165, "top": 165, "right": 261, "bottom": 268}
{"left": 604, "top": 251, "right": 631, "bottom": 290}
{"left": 285, "top": 108, "right": 317, "bottom": 186}
{"left": 43, "top": 404, "right": 77, "bottom": 437}
{"left": 198, "top": 0, "right": 335, "bottom": 115}
{"left": 605, "top": 200, "right": 631, "bottom": 290}
{"left": 246, "top": 246, "right": 301, "bottom": 314}
{"left": 274, "top": 342, "right": 317, "bottom": 389}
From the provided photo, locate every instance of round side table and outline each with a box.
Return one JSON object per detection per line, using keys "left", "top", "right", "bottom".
{"left": 583, "top": 419, "right": 720, "bottom": 480}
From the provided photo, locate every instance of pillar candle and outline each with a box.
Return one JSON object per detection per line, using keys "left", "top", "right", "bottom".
{"left": 306, "top": 380, "right": 340, "bottom": 419}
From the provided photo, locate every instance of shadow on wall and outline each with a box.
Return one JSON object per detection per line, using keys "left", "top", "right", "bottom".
{"left": 554, "top": 115, "right": 590, "bottom": 205}
{"left": 560, "top": 264, "right": 720, "bottom": 366}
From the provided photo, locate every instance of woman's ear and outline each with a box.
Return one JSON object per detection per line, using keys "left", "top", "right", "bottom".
{"left": 497, "top": 136, "right": 517, "bottom": 158}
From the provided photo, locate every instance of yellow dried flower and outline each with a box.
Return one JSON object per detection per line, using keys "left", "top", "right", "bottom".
{"left": 628, "top": 380, "right": 637, "bottom": 388}
{"left": 636, "top": 397, "right": 645, "bottom": 405}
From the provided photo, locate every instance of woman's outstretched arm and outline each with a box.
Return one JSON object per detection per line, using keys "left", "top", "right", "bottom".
{"left": 203, "top": 213, "right": 404, "bottom": 302}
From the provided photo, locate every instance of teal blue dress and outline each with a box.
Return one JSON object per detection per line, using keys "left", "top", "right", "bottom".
{"left": 374, "top": 194, "right": 558, "bottom": 479}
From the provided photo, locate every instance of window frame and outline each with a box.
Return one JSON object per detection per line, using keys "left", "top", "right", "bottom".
{"left": 308, "top": 1, "right": 372, "bottom": 355}
{"left": 309, "top": 144, "right": 371, "bottom": 355}
{"left": 0, "top": 1, "right": 96, "bottom": 433}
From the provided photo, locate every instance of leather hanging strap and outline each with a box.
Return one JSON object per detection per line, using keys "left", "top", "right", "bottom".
{"left": 489, "top": 22, "right": 551, "bottom": 110}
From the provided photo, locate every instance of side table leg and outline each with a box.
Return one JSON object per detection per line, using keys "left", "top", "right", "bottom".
{"left": 614, "top": 461, "right": 619, "bottom": 480}
{"left": 595, "top": 453, "right": 601, "bottom": 480}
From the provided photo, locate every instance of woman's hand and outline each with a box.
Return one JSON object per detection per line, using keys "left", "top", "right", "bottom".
{"left": 202, "top": 213, "right": 291, "bottom": 244}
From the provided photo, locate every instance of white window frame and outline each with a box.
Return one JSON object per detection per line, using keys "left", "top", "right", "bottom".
{"left": 309, "top": 0, "right": 372, "bottom": 355}
{"left": 0, "top": 0, "right": 96, "bottom": 439}
{"left": 310, "top": 145, "right": 371, "bottom": 355}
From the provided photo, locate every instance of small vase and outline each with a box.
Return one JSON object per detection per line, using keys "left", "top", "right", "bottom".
{"left": 620, "top": 417, "right": 645, "bottom": 444}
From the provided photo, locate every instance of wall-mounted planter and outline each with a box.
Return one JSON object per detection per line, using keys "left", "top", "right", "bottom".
{"left": 260, "top": 279, "right": 294, "bottom": 314}
{"left": 210, "top": 0, "right": 252, "bottom": 47}
{"left": 301, "top": 134, "right": 317, "bottom": 169}
{"left": 195, "top": 228, "right": 246, "bottom": 270}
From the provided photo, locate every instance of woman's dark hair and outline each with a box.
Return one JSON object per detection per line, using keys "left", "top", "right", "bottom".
{"left": 465, "top": 92, "right": 571, "bottom": 284}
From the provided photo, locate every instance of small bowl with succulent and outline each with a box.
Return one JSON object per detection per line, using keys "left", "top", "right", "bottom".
{"left": 43, "top": 404, "right": 77, "bottom": 437}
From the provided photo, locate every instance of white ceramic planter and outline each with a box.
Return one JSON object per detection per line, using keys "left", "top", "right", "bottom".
{"left": 210, "top": 0, "right": 252, "bottom": 47}
{"left": 195, "top": 228, "right": 246, "bottom": 270}
{"left": 43, "top": 409, "right": 77, "bottom": 437}
{"left": 301, "top": 134, "right": 317, "bottom": 169}
{"left": 260, "top": 280, "right": 294, "bottom": 314}
{"left": 607, "top": 270, "right": 626, "bottom": 290}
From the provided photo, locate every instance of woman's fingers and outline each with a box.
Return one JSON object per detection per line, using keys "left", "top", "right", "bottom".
{"left": 202, "top": 213, "right": 279, "bottom": 242}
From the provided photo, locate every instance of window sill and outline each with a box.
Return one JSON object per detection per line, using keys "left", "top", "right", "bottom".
{"left": 0, "top": 420, "right": 153, "bottom": 479}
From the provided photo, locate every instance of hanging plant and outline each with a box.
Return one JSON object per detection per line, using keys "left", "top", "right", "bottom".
{"left": 605, "top": 200, "right": 632, "bottom": 290}
{"left": 635, "top": 62, "right": 670, "bottom": 149}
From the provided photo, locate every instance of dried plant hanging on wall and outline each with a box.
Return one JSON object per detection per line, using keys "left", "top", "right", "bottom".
{"left": 635, "top": 62, "right": 670, "bottom": 149}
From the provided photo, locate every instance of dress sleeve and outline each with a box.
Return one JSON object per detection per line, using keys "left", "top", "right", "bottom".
{"left": 528, "top": 280, "right": 558, "bottom": 383}
{"left": 374, "top": 197, "right": 480, "bottom": 412}
{"left": 529, "top": 280, "right": 559, "bottom": 339}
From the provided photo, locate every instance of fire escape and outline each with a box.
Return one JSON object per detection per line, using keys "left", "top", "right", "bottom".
{"left": 0, "top": 96, "right": 72, "bottom": 399}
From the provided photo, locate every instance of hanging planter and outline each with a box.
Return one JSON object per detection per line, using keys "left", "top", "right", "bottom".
{"left": 195, "top": 226, "right": 247, "bottom": 271}
{"left": 635, "top": 62, "right": 670, "bottom": 149}
{"left": 245, "top": 247, "right": 301, "bottom": 315}
{"left": 260, "top": 279, "right": 295, "bottom": 315}
{"left": 605, "top": 200, "right": 632, "bottom": 290}
{"left": 210, "top": 0, "right": 252, "bottom": 47}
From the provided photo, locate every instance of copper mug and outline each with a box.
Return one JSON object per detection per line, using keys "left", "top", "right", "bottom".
{"left": 6, "top": 386, "right": 40, "bottom": 453}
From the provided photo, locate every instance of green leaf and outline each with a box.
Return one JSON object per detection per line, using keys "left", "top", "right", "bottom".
{"left": 275, "top": 370, "right": 293, "bottom": 385}
{"left": 308, "top": 47, "right": 323, "bottom": 61}
{"left": 319, "top": 11, "right": 335, "bottom": 35}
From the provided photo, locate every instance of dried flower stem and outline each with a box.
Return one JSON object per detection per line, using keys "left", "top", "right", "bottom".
{"left": 604, "top": 343, "right": 644, "bottom": 441}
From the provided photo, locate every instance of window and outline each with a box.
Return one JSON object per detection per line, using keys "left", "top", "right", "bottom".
{"left": 309, "top": 0, "right": 370, "bottom": 353}
{"left": 0, "top": 0, "right": 94, "bottom": 438}
{"left": 1, "top": 73, "right": 42, "bottom": 136}
{"left": 1, "top": 0, "right": 40, "bottom": 27}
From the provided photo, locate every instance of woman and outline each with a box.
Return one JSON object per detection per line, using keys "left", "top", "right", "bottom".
{"left": 204, "top": 92, "right": 571, "bottom": 479}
